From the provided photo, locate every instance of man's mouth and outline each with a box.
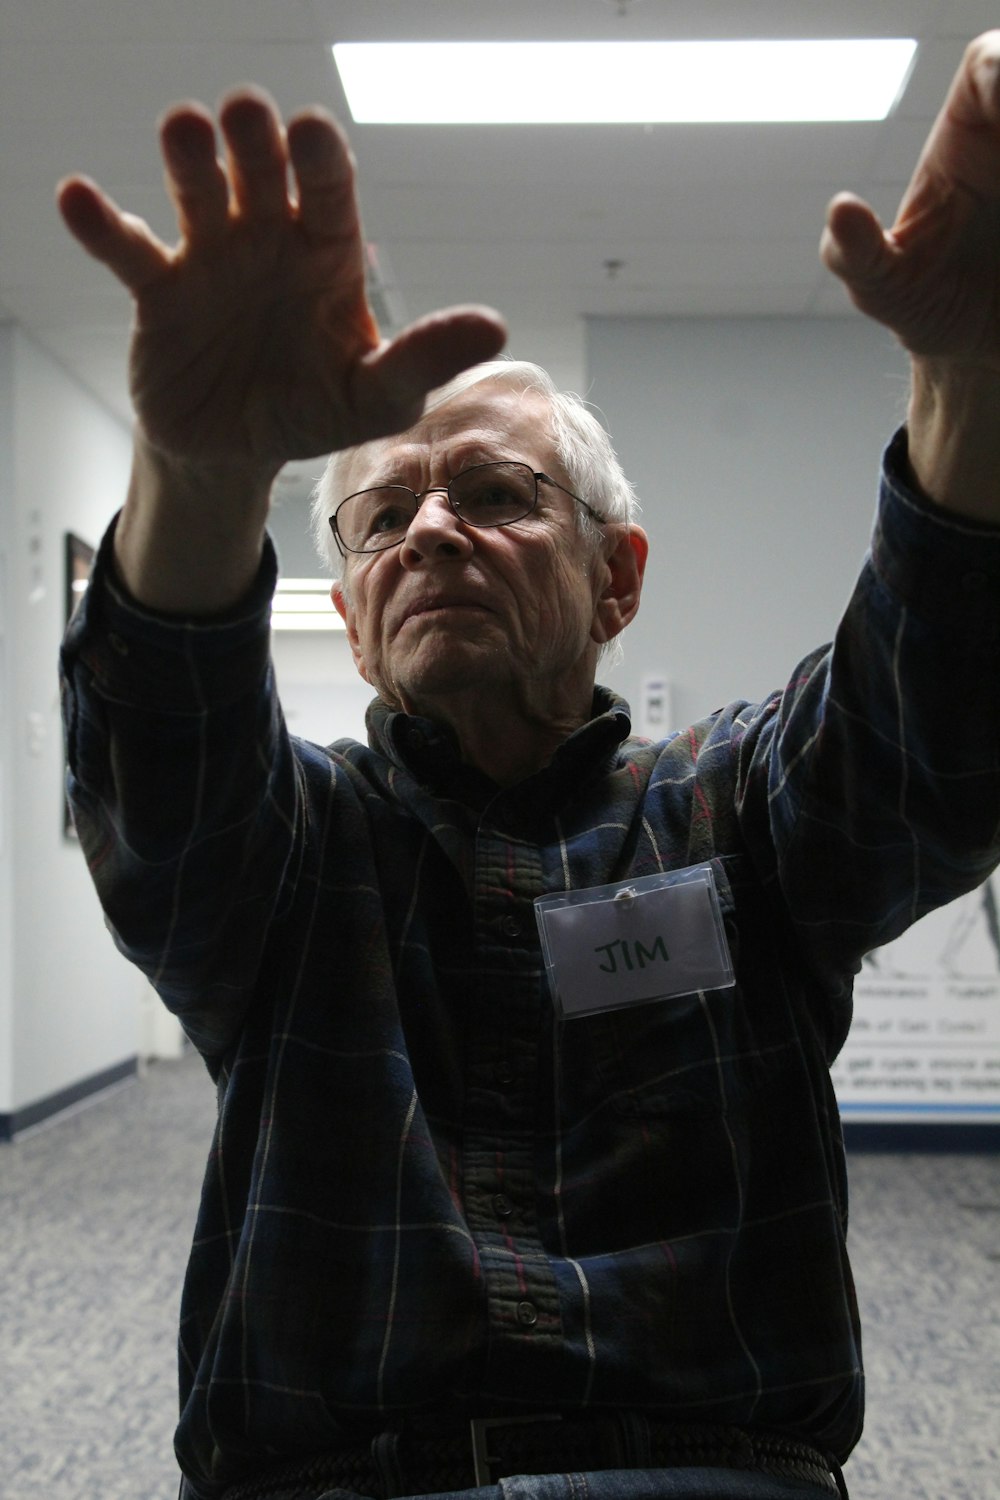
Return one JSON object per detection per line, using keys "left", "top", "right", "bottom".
{"left": 404, "top": 596, "right": 493, "bottom": 624}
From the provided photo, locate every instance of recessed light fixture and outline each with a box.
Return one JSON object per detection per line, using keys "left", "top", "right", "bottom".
{"left": 332, "top": 38, "right": 917, "bottom": 125}
{"left": 271, "top": 579, "right": 343, "bottom": 632}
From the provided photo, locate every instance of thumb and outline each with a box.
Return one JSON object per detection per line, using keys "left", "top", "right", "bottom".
{"left": 349, "top": 305, "right": 508, "bottom": 441}
{"left": 820, "top": 192, "right": 893, "bottom": 289}
{"left": 57, "top": 175, "right": 170, "bottom": 294}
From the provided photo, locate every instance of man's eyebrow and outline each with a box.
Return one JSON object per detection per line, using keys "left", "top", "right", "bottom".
{"left": 451, "top": 444, "right": 523, "bottom": 468}
{"left": 356, "top": 442, "right": 528, "bottom": 490}
{"left": 351, "top": 471, "right": 409, "bottom": 490}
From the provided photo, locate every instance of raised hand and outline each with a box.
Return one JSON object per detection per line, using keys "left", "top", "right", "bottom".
{"left": 57, "top": 89, "right": 506, "bottom": 610}
{"left": 58, "top": 89, "right": 505, "bottom": 472}
{"left": 821, "top": 33, "right": 1000, "bottom": 368}
{"left": 820, "top": 32, "right": 1000, "bottom": 518}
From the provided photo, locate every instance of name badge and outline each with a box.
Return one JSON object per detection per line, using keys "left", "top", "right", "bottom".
{"left": 534, "top": 863, "right": 735, "bottom": 1018}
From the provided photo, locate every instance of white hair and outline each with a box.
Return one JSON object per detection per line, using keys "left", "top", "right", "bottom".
{"left": 309, "top": 358, "right": 640, "bottom": 579}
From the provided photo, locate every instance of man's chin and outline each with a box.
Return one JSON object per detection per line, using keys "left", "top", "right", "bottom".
{"left": 390, "top": 651, "right": 509, "bottom": 717}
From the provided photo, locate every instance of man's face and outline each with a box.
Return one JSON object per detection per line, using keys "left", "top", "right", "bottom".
{"left": 331, "top": 382, "right": 639, "bottom": 720}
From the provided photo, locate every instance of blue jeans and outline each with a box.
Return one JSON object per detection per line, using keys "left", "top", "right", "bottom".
{"left": 317, "top": 1471, "right": 843, "bottom": 1500}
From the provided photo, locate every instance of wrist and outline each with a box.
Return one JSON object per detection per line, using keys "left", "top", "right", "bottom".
{"left": 115, "top": 427, "right": 281, "bottom": 614}
{"left": 131, "top": 423, "right": 281, "bottom": 506}
{"left": 907, "top": 359, "right": 1000, "bottom": 523}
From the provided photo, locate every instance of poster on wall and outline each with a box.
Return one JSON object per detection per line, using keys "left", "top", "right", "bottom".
{"left": 832, "top": 873, "right": 1000, "bottom": 1125}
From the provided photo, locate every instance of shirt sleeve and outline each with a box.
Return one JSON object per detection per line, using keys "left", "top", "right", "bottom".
{"left": 60, "top": 514, "right": 302, "bottom": 1058}
{"left": 750, "top": 426, "right": 1000, "bottom": 997}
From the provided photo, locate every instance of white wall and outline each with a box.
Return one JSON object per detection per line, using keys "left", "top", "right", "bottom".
{"left": 0, "top": 327, "right": 15, "bottom": 1113}
{"left": 1, "top": 328, "right": 139, "bottom": 1120}
{"left": 586, "top": 316, "right": 910, "bottom": 729}
{"left": 270, "top": 629, "right": 374, "bottom": 747}
{"left": 0, "top": 323, "right": 385, "bottom": 1128}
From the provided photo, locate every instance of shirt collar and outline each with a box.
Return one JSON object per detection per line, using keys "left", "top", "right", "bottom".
{"left": 366, "top": 687, "right": 633, "bottom": 805}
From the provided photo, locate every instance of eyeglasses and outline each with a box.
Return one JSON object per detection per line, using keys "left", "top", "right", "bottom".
{"left": 329, "top": 460, "right": 606, "bottom": 556}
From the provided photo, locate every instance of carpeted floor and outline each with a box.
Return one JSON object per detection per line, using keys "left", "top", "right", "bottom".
{"left": 1, "top": 1053, "right": 998, "bottom": 1500}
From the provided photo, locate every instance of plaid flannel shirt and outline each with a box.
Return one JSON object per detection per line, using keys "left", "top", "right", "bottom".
{"left": 60, "top": 430, "right": 1000, "bottom": 1498}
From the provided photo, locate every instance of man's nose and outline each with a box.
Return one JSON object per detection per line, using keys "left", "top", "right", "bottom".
{"left": 400, "top": 490, "right": 473, "bottom": 563}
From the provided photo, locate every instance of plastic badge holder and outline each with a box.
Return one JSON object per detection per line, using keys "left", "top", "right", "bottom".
{"left": 534, "top": 862, "right": 735, "bottom": 1019}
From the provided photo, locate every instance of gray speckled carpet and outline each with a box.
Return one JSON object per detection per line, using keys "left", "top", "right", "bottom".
{"left": 2, "top": 1054, "right": 997, "bottom": 1500}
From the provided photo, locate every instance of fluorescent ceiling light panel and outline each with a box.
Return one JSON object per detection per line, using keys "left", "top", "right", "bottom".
{"left": 333, "top": 39, "right": 917, "bottom": 124}
{"left": 271, "top": 579, "right": 343, "bottom": 632}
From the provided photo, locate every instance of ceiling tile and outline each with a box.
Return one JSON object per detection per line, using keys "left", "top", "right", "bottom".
{"left": 0, "top": 0, "right": 992, "bottom": 414}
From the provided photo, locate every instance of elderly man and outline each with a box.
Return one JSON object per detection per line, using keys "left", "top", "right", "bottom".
{"left": 58, "top": 34, "right": 1000, "bottom": 1500}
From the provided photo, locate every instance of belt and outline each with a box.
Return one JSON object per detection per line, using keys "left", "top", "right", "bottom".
{"left": 220, "top": 1413, "right": 847, "bottom": 1498}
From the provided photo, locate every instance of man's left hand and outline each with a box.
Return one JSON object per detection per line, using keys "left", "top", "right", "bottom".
{"left": 821, "top": 31, "right": 1000, "bottom": 518}
{"left": 821, "top": 31, "right": 1000, "bottom": 367}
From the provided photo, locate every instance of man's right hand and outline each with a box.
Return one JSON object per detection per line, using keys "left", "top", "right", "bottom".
{"left": 57, "top": 88, "right": 506, "bottom": 611}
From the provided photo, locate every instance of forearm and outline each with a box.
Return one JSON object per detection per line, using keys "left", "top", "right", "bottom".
{"left": 62, "top": 522, "right": 295, "bottom": 1051}
{"left": 763, "top": 430, "right": 1000, "bottom": 980}
{"left": 906, "top": 360, "right": 1000, "bottom": 524}
{"left": 113, "top": 426, "right": 281, "bottom": 614}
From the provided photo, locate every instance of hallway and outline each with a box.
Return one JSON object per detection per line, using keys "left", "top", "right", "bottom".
{"left": 2, "top": 1054, "right": 997, "bottom": 1500}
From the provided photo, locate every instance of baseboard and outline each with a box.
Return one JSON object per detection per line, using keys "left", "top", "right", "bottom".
{"left": 2, "top": 1059, "right": 995, "bottom": 1149}
{"left": 844, "top": 1120, "right": 1000, "bottom": 1152}
{"left": 0, "top": 1057, "right": 139, "bottom": 1141}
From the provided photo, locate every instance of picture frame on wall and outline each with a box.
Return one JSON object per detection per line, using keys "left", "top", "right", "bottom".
{"left": 63, "top": 532, "right": 94, "bottom": 838}
{"left": 64, "top": 532, "right": 93, "bottom": 628}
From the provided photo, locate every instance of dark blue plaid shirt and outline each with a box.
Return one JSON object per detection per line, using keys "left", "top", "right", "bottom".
{"left": 61, "top": 431, "right": 1000, "bottom": 1498}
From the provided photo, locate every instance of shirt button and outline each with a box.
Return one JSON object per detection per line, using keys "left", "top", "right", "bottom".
{"left": 962, "top": 570, "right": 989, "bottom": 593}
{"left": 107, "top": 632, "right": 129, "bottom": 655}
{"left": 499, "top": 914, "right": 523, "bottom": 939}
{"left": 492, "top": 1193, "right": 513, "bottom": 1219}
{"left": 516, "top": 1300, "right": 538, "bottom": 1328}
{"left": 494, "top": 1059, "right": 516, "bottom": 1086}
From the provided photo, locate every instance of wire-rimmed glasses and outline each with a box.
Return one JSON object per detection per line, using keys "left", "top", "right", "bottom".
{"left": 329, "top": 460, "right": 606, "bottom": 556}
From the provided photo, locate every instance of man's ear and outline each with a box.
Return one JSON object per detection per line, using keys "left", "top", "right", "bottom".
{"left": 331, "top": 581, "right": 373, "bottom": 685}
{"left": 591, "top": 526, "right": 648, "bottom": 645}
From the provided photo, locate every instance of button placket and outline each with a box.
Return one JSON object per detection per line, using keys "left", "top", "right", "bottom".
{"left": 466, "top": 815, "right": 563, "bottom": 1353}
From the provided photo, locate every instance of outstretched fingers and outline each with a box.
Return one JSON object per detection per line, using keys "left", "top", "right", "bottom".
{"left": 159, "top": 102, "right": 230, "bottom": 243}
{"left": 55, "top": 175, "right": 171, "bottom": 293}
{"left": 287, "top": 109, "right": 362, "bottom": 243}
{"left": 935, "top": 31, "right": 1000, "bottom": 193}
{"left": 218, "top": 87, "right": 292, "bottom": 223}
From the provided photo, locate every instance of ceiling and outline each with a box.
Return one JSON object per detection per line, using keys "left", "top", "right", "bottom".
{"left": 1, "top": 0, "right": 996, "bottom": 504}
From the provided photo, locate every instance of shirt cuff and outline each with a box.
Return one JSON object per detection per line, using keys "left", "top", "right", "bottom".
{"left": 871, "top": 427, "right": 1000, "bottom": 645}
{"left": 61, "top": 510, "right": 280, "bottom": 713}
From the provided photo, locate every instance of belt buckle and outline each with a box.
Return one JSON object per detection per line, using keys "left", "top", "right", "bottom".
{"left": 469, "top": 1414, "right": 562, "bottom": 1486}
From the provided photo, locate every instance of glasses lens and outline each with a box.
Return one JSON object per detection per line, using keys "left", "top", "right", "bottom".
{"left": 336, "top": 488, "right": 417, "bottom": 552}
{"left": 450, "top": 463, "right": 536, "bottom": 526}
